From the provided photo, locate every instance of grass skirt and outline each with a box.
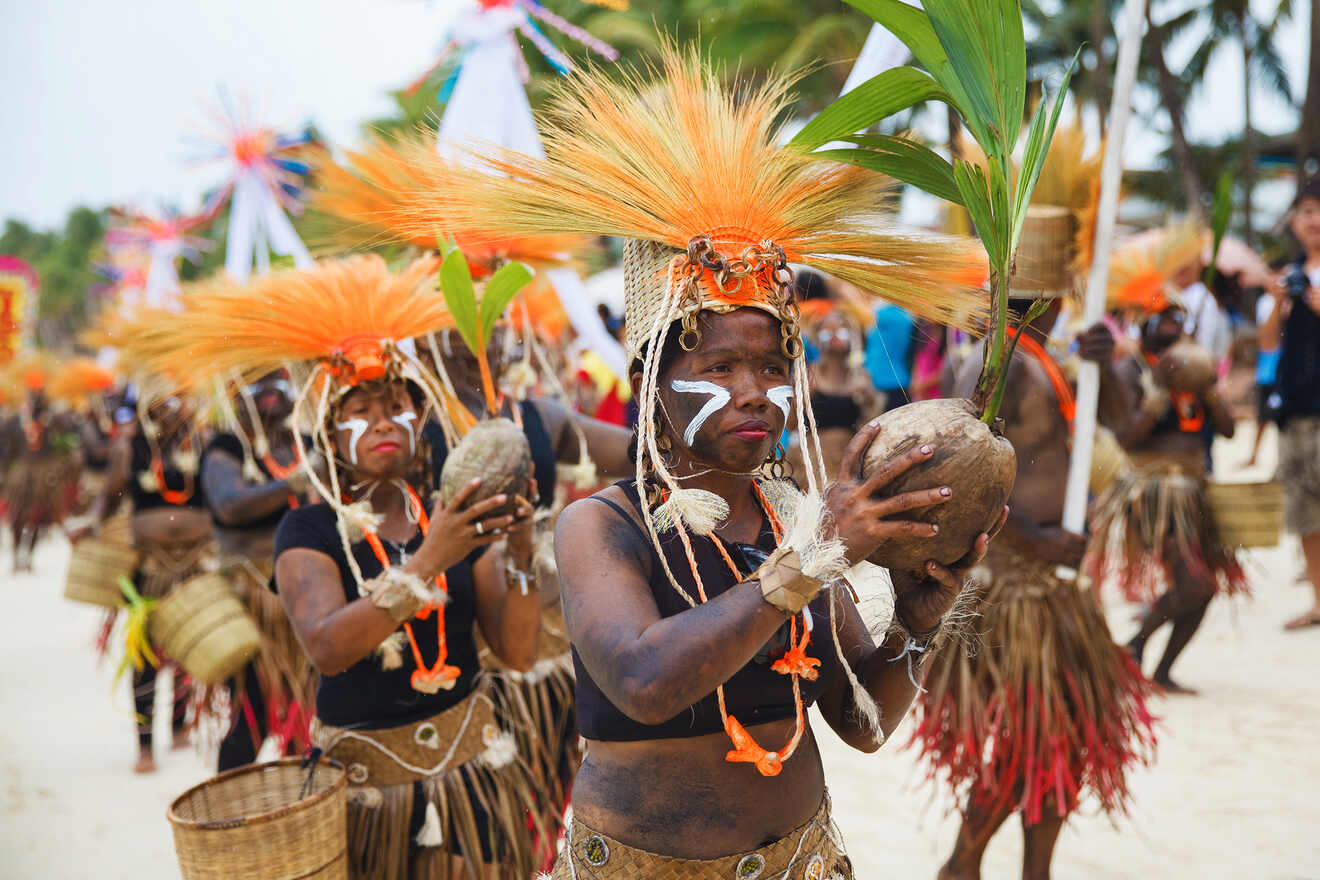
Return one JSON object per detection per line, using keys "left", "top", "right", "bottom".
{"left": 546, "top": 794, "right": 853, "bottom": 879}
{"left": 312, "top": 683, "right": 549, "bottom": 880}
{"left": 221, "top": 556, "right": 317, "bottom": 756}
{"left": 1086, "top": 450, "right": 1246, "bottom": 602}
{"left": 482, "top": 604, "right": 577, "bottom": 872}
{"left": 1, "top": 451, "right": 80, "bottom": 528}
{"left": 910, "top": 544, "right": 1157, "bottom": 825}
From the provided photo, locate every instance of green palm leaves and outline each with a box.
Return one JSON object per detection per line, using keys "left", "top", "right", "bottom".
{"left": 794, "top": 0, "right": 1078, "bottom": 422}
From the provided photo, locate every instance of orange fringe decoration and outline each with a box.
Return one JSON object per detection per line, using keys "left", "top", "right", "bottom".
{"left": 387, "top": 46, "right": 987, "bottom": 330}
{"left": 47, "top": 358, "right": 115, "bottom": 411}
{"left": 309, "top": 137, "right": 588, "bottom": 278}
{"left": 1108, "top": 222, "right": 1207, "bottom": 315}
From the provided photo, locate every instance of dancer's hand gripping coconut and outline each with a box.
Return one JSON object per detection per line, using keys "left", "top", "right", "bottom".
{"left": 402, "top": 49, "right": 1007, "bottom": 877}
{"left": 143, "top": 256, "right": 549, "bottom": 879}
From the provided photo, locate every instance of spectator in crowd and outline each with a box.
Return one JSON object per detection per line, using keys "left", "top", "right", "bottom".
{"left": 865, "top": 303, "right": 916, "bottom": 410}
{"left": 1265, "top": 179, "right": 1320, "bottom": 630}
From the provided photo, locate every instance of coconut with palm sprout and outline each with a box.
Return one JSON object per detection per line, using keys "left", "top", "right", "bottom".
{"left": 793, "top": 0, "right": 1078, "bottom": 571}
{"left": 432, "top": 241, "right": 535, "bottom": 519}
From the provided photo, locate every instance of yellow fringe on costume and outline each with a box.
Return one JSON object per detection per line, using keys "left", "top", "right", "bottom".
{"left": 391, "top": 46, "right": 986, "bottom": 332}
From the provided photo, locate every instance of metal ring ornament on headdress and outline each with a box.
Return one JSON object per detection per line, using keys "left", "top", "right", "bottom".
{"left": 679, "top": 308, "right": 702, "bottom": 351}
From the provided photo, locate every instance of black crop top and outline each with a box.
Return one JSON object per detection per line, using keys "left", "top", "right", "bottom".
{"left": 273, "top": 502, "right": 480, "bottom": 728}
{"left": 202, "top": 432, "right": 302, "bottom": 532}
{"left": 425, "top": 399, "right": 557, "bottom": 508}
{"left": 571, "top": 479, "right": 839, "bottom": 742}
{"left": 129, "top": 431, "right": 208, "bottom": 512}
{"left": 810, "top": 391, "right": 863, "bottom": 432}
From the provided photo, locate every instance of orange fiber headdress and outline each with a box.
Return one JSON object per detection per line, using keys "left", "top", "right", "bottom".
{"left": 47, "top": 358, "right": 116, "bottom": 411}
{"left": 150, "top": 255, "right": 449, "bottom": 387}
{"left": 391, "top": 45, "right": 986, "bottom": 358}
{"left": 1108, "top": 222, "right": 1206, "bottom": 315}
{"left": 310, "top": 137, "right": 588, "bottom": 279}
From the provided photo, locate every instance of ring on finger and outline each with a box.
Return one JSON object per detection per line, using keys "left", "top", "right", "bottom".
{"left": 476, "top": 521, "right": 485, "bottom": 536}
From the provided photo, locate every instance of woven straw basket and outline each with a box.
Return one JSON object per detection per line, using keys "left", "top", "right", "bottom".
{"left": 149, "top": 573, "right": 262, "bottom": 684}
{"left": 1016, "top": 205, "right": 1075, "bottom": 294}
{"left": 1208, "top": 481, "right": 1284, "bottom": 549}
{"left": 168, "top": 758, "right": 347, "bottom": 880}
{"left": 63, "top": 517, "right": 138, "bottom": 607}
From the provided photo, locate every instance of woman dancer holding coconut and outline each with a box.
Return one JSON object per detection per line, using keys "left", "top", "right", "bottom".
{"left": 154, "top": 255, "right": 549, "bottom": 879}
{"left": 408, "top": 50, "right": 1007, "bottom": 878}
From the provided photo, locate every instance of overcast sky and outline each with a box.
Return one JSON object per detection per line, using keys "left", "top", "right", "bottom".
{"left": 0, "top": 0, "right": 1310, "bottom": 229}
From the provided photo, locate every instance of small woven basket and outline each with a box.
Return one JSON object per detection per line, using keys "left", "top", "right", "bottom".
{"left": 168, "top": 758, "right": 348, "bottom": 880}
{"left": 63, "top": 517, "right": 139, "bottom": 607}
{"left": 1016, "top": 205, "right": 1075, "bottom": 294}
{"left": 149, "top": 573, "right": 262, "bottom": 684}
{"left": 1208, "top": 481, "right": 1284, "bottom": 549}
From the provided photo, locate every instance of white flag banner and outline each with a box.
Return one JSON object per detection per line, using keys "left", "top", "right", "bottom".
{"left": 225, "top": 169, "right": 313, "bottom": 282}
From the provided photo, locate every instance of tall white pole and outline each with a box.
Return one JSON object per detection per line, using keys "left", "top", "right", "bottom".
{"left": 1061, "top": 0, "right": 1148, "bottom": 536}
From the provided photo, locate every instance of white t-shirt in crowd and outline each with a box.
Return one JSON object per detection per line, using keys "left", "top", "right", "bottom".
{"left": 1181, "top": 281, "right": 1232, "bottom": 360}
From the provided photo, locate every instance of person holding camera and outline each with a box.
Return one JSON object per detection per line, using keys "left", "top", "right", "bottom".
{"left": 1267, "top": 179, "right": 1320, "bottom": 631}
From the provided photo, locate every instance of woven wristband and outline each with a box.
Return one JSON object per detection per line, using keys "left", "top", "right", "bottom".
{"left": 362, "top": 569, "right": 431, "bottom": 623}
{"left": 754, "top": 546, "right": 823, "bottom": 614}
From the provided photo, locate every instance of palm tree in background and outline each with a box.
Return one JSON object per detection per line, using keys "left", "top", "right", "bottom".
{"left": 1022, "top": 0, "right": 1118, "bottom": 135}
{"left": 1142, "top": 0, "right": 1295, "bottom": 237}
{"left": 1182, "top": 0, "right": 1295, "bottom": 245}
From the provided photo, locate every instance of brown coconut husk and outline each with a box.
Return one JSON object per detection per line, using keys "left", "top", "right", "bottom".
{"left": 439, "top": 417, "right": 531, "bottom": 518}
{"left": 860, "top": 398, "right": 1016, "bottom": 572}
{"left": 1158, "top": 338, "right": 1217, "bottom": 392}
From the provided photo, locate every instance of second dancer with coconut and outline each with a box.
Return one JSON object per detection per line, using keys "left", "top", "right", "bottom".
{"left": 405, "top": 49, "right": 1007, "bottom": 877}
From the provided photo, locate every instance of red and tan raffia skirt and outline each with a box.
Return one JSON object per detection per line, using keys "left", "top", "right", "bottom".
{"left": 546, "top": 794, "right": 853, "bottom": 880}
{"left": 1, "top": 451, "right": 80, "bottom": 527}
{"left": 1086, "top": 449, "right": 1247, "bottom": 603}
{"left": 911, "top": 544, "right": 1157, "bottom": 825}
{"left": 311, "top": 683, "right": 547, "bottom": 880}
{"left": 221, "top": 556, "right": 317, "bottom": 755}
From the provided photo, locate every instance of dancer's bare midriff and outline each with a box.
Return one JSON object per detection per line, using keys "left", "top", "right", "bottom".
{"left": 572, "top": 721, "right": 826, "bottom": 859}
{"left": 132, "top": 507, "right": 212, "bottom": 546}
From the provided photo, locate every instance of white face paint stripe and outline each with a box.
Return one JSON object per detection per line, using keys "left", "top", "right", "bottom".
{"left": 392, "top": 411, "right": 418, "bottom": 456}
{"left": 767, "top": 385, "right": 793, "bottom": 421}
{"left": 670, "top": 380, "right": 732, "bottom": 447}
{"left": 336, "top": 418, "right": 369, "bottom": 465}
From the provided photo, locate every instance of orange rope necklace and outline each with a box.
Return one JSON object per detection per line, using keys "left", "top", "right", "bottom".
{"left": 362, "top": 485, "right": 462, "bottom": 693}
{"left": 1143, "top": 352, "right": 1205, "bottom": 432}
{"left": 668, "top": 481, "right": 816, "bottom": 777}
{"left": 1007, "top": 328, "right": 1075, "bottom": 433}
{"left": 150, "top": 433, "right": 196, "bottom": 506}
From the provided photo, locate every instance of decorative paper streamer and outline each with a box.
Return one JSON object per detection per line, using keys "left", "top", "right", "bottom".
{"left": 428, "top": 0, "right": 627, "bottom": 376}
{"left": 104, "top": 206, "right": 213, "bottom": 313}
{"left": 193, "top": 96, "right": 315, "bottom": 281}
{"left": 0, "top": 256, "right": 38, "bottom": 365}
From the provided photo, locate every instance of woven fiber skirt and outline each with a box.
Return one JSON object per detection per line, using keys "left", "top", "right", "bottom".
{"left": 311, "top": 683, "right": 547, "bottom": 880}
{"left": 911, "top": 544, "right": 1157, "bottom": 825}
{"left": 1086, "top": 449, "right": 1246, "bottom": 602}
{"left": 545, "top": 794, "right": 853, "bottom": 880}
{"left": 221, "top": 556, "right": 316, "bottom": 753}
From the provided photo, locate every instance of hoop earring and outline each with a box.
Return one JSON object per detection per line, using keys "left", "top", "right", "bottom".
{"left": 766, "top": 440, "right": 790, "bottom": 480}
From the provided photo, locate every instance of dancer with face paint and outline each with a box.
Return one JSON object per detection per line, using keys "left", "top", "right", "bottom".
{"left": 76, "top": 388, "right": 214, "bottom": 773}
{"left": 132, "top": 256, "right": 551, "bottom": 879}
{"left": 408, "top": 51, "right": 1004, "bottom": 878}
{"left": 201, "top": 371, "right": 319, "bottom": 771}
{"left": 806, "top": 308, "right": 882, "bottom": 480}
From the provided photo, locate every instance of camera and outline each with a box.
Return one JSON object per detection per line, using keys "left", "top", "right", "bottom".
{"left": 1285, "top": 266, "right": 1311, "bottom": 301}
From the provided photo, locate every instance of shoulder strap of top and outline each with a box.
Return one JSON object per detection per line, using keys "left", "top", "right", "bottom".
{"left": 587, "top": 494, "right": 651, "bottom": 546}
